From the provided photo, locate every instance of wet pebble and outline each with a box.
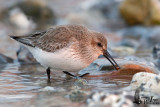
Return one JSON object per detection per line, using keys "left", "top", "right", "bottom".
{"left": 0, "top": 53, "right": 13, "bottom": 64}
{"left": 86, "top": 91, "right": 134, "bottom": 107}
{"left": 130, "top": 72, "right": 160, "bottom": 93}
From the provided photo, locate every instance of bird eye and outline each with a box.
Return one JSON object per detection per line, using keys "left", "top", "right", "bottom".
{"left": 97, "top": 42, "right": 103, "bottom": 47}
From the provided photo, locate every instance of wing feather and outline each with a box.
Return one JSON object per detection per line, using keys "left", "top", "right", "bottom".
{"left": 32, "top": 26, "right": 73, "bottom": 52}
{"left": 11, "top": 25, "right": 89, "bottom": 53}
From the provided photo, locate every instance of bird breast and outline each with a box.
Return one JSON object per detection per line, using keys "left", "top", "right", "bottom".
{"left": 28, "top": 46, "right": 89, "bottom": 72}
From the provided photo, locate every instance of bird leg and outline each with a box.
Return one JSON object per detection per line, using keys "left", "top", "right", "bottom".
{"left": 63, "top": 71, "right": 89, "bottom": 79}
{"left": 79, "top": 73, "right": 90, "bottom": 77}
{"left": 46, "top": 67, "right": 51, "bottom": 81}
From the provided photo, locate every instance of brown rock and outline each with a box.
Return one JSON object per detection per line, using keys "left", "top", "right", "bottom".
{"left": 119, "top": 0, "right": 160, "bottom": 25}
{"left": 149, "top": 0, "right": 160, "bottom": 25}
{"left": 85, "top": 64, "right": 155, "bottom": 80}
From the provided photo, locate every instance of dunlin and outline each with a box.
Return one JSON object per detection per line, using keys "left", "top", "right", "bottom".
{"left": 10, "top": 24, "right": 120, "bottom": 80}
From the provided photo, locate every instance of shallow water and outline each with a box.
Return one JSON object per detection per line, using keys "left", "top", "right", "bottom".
{"left": 0, "top": 63, "right": 130, "bottom": 107}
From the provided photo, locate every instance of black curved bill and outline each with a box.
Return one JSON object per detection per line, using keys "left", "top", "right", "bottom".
{"left": 103, "top": 50, "right": 120, "bottom": 71}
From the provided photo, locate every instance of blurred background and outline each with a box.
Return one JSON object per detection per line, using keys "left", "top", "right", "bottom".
{"left": 0, "top": 0, "right": 160, "bottom": 107}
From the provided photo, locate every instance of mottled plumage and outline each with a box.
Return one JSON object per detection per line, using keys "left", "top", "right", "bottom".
{"left": 10, "top": 24, "right": 120, "bottom": 80}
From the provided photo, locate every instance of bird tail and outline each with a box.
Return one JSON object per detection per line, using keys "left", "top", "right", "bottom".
{"left": 10, "top": 35, "right": 34, "bottom": 47}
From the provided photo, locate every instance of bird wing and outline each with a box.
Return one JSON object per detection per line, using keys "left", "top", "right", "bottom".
{"left": 11, "top": 26, "right": 75, "bottom": 53}
{"left": 32, "top": 26, "right": 74, "bottom": 52}
{"left": 10, "top": 25, "right": 88, "bottom": 52}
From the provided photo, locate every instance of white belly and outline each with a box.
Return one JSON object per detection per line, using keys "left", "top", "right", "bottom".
{"left": 27, "top": 46, "right": 88, "bottom": 72}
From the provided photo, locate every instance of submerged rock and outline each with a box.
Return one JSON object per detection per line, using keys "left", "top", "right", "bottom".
{"left": 0, "top": 53, "right": 13, "bottom": 64}
{"left": 86, "top": 91, "right": 134, "bottom": 107}
{"left": 120, "top": 0, "right": 160, "bottom": 25}
{"left": 130, "top": 72, "right": 160, "bottom": 94}
{"left": 16, "top": 45, "right": 37, "bottom": 64}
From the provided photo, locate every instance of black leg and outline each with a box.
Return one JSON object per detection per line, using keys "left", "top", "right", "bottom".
{"left": 16, "top": 46, "right": 22, "bottom": 56}
{"left": 47, "top": 67, "right": 51, "bottom": 80}
{"left": 79, "top": 73, "right": 90, "bottom": 77}
{"left": 63, "top": 71, "right": 76, "bottom": 77}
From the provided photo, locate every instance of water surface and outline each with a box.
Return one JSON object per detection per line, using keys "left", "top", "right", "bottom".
{"left": 0, "top": 63, "right": 130, "bottom": 107}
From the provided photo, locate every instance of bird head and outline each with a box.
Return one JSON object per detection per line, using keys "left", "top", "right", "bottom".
{"left": 90, "top": 31, "right": 120, "bottom": 71}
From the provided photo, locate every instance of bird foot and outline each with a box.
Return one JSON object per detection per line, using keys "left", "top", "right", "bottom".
{"left": 63, "top": 71, "right": 89, "bottom": 79}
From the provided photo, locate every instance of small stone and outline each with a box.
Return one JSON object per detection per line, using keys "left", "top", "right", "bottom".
{"left": 130, "top": 72, "right": 160, "bottom": 93}
{"left": 86, "top": 91, "right": 134, "bottom": 107}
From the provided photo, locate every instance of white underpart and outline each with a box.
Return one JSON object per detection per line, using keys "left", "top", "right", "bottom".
{"left": 27, "top": 46, "right": 87, "bottom": 72}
